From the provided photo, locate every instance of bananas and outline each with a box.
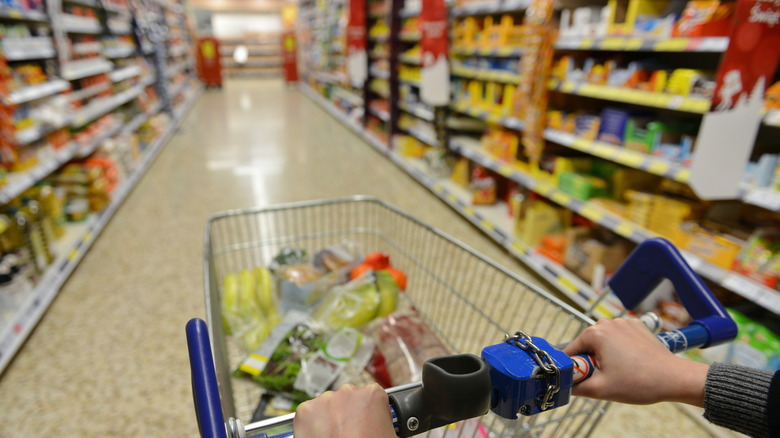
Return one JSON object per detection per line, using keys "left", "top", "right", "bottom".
{"left": 222, "top": 267, "right": 280, "bottom": 351}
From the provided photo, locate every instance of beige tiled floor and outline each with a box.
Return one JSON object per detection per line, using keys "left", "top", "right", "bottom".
{"left": 0, "top": 79, "right": 719, "bottom": 437}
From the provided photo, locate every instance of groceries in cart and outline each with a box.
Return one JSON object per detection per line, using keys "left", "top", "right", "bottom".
{"left": 221, "top": 243, "right": 448, "bottom": 407}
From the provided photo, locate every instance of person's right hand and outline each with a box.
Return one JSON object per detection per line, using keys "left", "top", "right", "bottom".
{"left": 293, "top": 382, "right": 396, "bottom": 438}
{"left": 563, "top": 318, "right": 709, "bottom": 407}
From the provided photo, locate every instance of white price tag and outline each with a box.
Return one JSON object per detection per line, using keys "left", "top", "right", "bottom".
{"left": 668, "top": 96, "right": 684, "bottom": 109}
{"left": 722, "top": 274, "right": 763, "bottom": 301}
{"left": 745, "top": 190, "right": 780, "bottom": 211}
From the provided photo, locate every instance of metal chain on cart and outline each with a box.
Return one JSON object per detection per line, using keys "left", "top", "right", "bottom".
{"left": 505, "top": 330, "right": 561, "bottom": 412}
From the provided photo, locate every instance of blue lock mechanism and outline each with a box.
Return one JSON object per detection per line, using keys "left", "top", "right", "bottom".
{"left": 482, "top": 331, "right": 573, "bottom": 419}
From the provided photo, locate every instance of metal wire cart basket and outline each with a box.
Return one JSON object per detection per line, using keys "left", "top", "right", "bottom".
{"left": 199, "top": 196, "right": 613, "bottom": 437}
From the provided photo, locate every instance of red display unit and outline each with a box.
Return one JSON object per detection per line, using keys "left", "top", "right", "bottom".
{"left": 196, "top": 37, "right": 222, "bottom": 88}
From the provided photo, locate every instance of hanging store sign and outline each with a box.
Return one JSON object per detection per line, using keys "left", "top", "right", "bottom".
{"left": 689, "top": 0, "right": 780, "bottom": 199}
{"left": 347, "top": 0, "right": 367, "bottom": 88}
{"left": 420, "top": 0, "right": 450, "bottom": 106}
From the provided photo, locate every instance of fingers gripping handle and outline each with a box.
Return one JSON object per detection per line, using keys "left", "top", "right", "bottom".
{"left": 186, "top": 318, "right": 229, "bottom": 438}
{"left": 570, "top": 322, "right": 717, "bottom": 384}
{"left": 608, "top": 238, "right": 737, "bottom": 348}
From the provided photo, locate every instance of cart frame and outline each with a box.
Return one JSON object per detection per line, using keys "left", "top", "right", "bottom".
{"left": 202, "top": 196, "right": 610, "bottom": 437}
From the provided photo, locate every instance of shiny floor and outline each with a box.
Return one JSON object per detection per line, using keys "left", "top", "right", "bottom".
{"left": 0, "top": 79, "right": 717, "bottom": 437}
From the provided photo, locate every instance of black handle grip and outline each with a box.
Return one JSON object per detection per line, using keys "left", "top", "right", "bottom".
{"left": 389, "top": 354, "right": 491, "bottom": 437}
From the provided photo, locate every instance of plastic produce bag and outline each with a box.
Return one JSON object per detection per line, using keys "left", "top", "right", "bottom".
{"left": 236, "top": 311, "right": 374, "bottom": 401}
{"left": 221, "top": 267, "right": 281, "bottom": 353}
{"left": 310, "top": 270, "right": 399, "bottom": 330}
{"left": 271, "top": 246, "right": 360, "bottom": 313}
{"left": 363, "top": 310, "right": 450, "bottom": 387}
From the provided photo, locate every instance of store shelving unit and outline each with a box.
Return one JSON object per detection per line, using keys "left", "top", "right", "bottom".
{"left": 0, "top": 0, "right": 201, "bottom": 373}
{"left": 295, "top": 0, "right": 780, "bottom": 324}
{"left": 219, "top": 34, "right": 282, "bottom": 78}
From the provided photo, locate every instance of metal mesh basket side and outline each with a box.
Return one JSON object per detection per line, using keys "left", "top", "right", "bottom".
{"left": 203, "top": 197, "right": 607, "bottom": 436}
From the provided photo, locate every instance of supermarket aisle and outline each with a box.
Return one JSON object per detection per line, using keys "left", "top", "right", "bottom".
{"left": 0, "top": 80, "right": 713, "bottom": 437}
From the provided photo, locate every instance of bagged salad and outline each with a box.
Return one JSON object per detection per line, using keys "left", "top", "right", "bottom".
{"left": 236, "top": 311, "right": 375, "bottom": 402}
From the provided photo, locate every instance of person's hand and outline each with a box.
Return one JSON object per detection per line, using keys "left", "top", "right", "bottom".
{"left": 293, "top": 382, "right": 396, "bottom": 438}
{"left": 563, "top": 318, "right": 708, "bottom": 407}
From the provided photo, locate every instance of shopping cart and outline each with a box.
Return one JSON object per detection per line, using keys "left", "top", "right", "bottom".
{"left": 188, "top": 196, "right": 735, "bottom": 438}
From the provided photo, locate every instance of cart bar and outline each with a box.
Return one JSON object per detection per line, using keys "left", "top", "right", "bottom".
{"left": 187, "top": 318, "right": 229, "bottom": 438}
{"left": 242, "top": 382, "right": 424, "bottom": 436}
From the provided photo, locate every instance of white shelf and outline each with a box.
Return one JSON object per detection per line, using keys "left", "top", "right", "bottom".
{"left": 765, "top": 110, "right": 780, "bottom": 128}
{"left": 73, "top": 41, "right": 103, "bottom": 55}
{"left": 70, "top": 84, "right": 143, "bottom": 128}
{"left": 76, "top": 119, "right": 124, "bottom": 157}
{"left": 0, "top": 88, "right": 201, "bottom": 375}
{"left": 104, "top": 44, "right": 136, "bottom": 58}
{"left": 108, "top": 21, "right": 131, "bottom": 35}
{"left": 2, "top": 37, "right": 56, "bottom": 61}
{"left": 555, "top": 36, "right": 730, "bottom": 53}
{"left": 61, "top": 14, "right": 102, "bottom": 34}
{"left": 62, "top": 58, "right": 114, "bottom": 81}
{"left": 741, "top": 187, "right": 780, "bottom": 213}
{"left": 400, "top": 125, "right": 439, "bottom": 146}
{"left": 166, "top": 61, "right": 187, "bottom": 78}
{"left": 0, "top": 7, "right": 48, "bottom": 22}
{"left": 451, "top": 0, "right": 531, "bottom": 16}
{"left": 398, "top": 101, "right": 434, "bottom": 122}
{"left": 0, "top": 144, "right": 79, "bottom": 203}
{"left": 169, "top": 44, "right": 189, "bottom": 57}
{"left": 14, "top": 117, "right": 72, "bottom": 146}
{"left": 370, "top": 66, "right": 390, "bottom": 80}
{"left": 3, "top": 79, "right": 70, "bottom": 106}
{"left": 109, "top": 64, "right": 142, "bottom": 83}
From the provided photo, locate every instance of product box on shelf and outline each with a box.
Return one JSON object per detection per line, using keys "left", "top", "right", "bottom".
{"left": 514, "top": 195, "right": 571, "bottom": 248}
{"left": 564, "top": 226, "right": 632, "bottom": 285}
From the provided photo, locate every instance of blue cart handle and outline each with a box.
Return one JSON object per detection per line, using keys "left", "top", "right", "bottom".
{"left": 607, "top": 238, "right": 737, "bottom": 348}
{"left": 187, "top": 318, "right": 229, "bottom": 438}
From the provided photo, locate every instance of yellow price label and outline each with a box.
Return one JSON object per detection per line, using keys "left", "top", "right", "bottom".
{"left": 676, "top": 168, "right": 691, "bottom": 182}
{"left": 571, "top": 138, "right": 592, "bottom": 151}
{"left": 497, "top": 47, "right": 512, "bottom": 56}
{"left": 579, "top": 204, "right": 605, "bottom": 222}
{"left": 481, "top": 219, "right": 495, "bottom": 231}
{"left": 615, "top": 150, "right": 644, "bottom": 168}
{"left": 595, "top": 304, "right": 616, "bottom": 319}
{"left": 655, "top": 38, "right": 689, "bottom": 52}
{"left": 551, "top": 191, "right": 572, "bottom": 206}
{"left": 498, "top": 164, "right": 514, "bottom": 176}
{"left": 592, "top": 143, "right": 615, "bottom": 157}
{"left": 615, "top": 222, "right": 635, "bottom": 237}
{"left": 534, "top": 183, "right": 553, "bottom": 196}
{"left": 511, "top": 242, "right": 527, "bottom": 253}
{"left": 487, "top": 113, "right": 503, "bottom": 124}
{"left": 557, "top": 276, "right": 579, "bottom": 294}
{"left": 579, "top": 38, "right": 593, "bottom": 49}
{"left": 647, "top": 161, "right": 671, "bottom": 175}
{"left": 446, "top": 193, "right": 458, "bottom": 204}
{"left": 433, "top": 183, "right": 443, "bottom": 193}
{"left": 462, "top": 206, "right": 475, "bottom": 217}
{"left": 561, "top": 81, "right": 577, "bottom": 93}
{"left": 600, "top": 37, "right": 625, "bottom": 50}
{"left": 68, "top": 249, "right": 80, "bottom": 261}
{"left": 9, "top": 10, "right": 23, "bottom": 18}
{"left": 625, "top": 38, "right": 644, "bottom": 50}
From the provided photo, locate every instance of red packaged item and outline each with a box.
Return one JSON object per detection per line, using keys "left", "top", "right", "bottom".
{"left": 363, "top": 311, "right": 449, "bottom": 387}
{"left": 674, "top": 0, "right": 736, "bottom": 37}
